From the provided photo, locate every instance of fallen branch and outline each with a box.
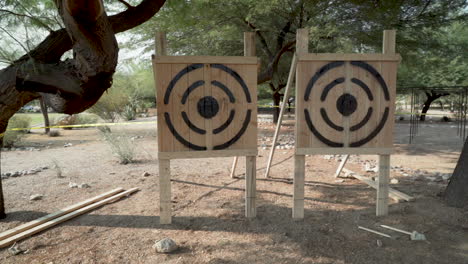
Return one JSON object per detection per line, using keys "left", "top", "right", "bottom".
{"left": 0, "top": 187, "right": 139, "bottom": 248}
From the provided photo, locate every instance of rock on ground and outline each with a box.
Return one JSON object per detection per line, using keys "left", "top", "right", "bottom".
{"left": 153, "top": 238, "right": 178, "bottom": 253}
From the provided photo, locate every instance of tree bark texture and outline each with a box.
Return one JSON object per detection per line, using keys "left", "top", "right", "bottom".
{"left": 444, "top": 137, "right": 468, "bottom": 208}
{"left": 0, "top": 0, "right": 166, "bottom": 218}
{"left": 39, "top": 98, "right": 50, "bottom": 134}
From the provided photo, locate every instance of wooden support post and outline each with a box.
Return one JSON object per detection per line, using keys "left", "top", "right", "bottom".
{"left": 230, "top": 32, "right": 256, "bottom": 178}
{"left": 155, "top": 32, "right": 168, "bottom": 56}
{"left": 376, "top": 154, "right": 390, "bottom": 216}
{"left": 293, "top": 155, "right": 305, "bottom": 219}
{"left": 155, "top": 32, "right": 172, "bottom": 224}
{"left": 245, "top": 156, "right": 256, "bottom": 218}
{"left": 334, "top": 154, "right": 349, "bottom": 178}
{"left": 376, "top": 29, "right": 395, "bottom": 216}
{"left": 159, "top": 159, "right": 172, "bottom": 224}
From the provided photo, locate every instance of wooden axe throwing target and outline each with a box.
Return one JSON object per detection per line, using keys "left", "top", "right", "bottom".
{"left": 154, "top": 56, "right": 258, "bottom": 158}
{"left": 296, "top": 54, "right": 400, "bottom": 155}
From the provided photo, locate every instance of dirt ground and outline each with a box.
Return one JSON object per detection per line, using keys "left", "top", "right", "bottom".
{"left": 0, "top": 116, "right": 467, "bottom": 264}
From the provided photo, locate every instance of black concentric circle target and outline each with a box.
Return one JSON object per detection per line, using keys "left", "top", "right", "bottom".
{"left": 304, "top": 61, "right": 390, "bottom": 147}
{"left": 163, "top": 63, "right": 252, "bottom": 151}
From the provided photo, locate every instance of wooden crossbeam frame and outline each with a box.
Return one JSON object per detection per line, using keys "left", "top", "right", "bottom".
{"left": 155, "top": 32, "right": 257, "bottom": 224}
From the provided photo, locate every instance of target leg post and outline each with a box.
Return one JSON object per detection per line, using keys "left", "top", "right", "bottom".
{"left": 293, "top": 154, "right": 305, "bottom": 219}
{"left": 159, "top": 159, "right": 172, "bottom": 224}
{"left": 245, "top": 156, "right": 256, "bottom": 218}
{"left": 376, "top": 154, "right": 390, "bottom": 216}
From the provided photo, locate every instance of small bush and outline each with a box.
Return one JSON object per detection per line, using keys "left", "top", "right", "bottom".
{"left": 121, "top": 105, "right": 137, "bottom": 121}
{"left": 89, "top": 92, "right": 128, "bottom": 122}
{"left": 101, "top": 131, "right": 136, "bottom": 164}
{"left": 3, "top": 115, "right": 32, "bottom": 147}
{"left": 48, "top": 130, "right": 61, "bottom": 137}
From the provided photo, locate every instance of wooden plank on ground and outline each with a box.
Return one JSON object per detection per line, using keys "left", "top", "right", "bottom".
{"left": 0, "top": 188, "right": 125, "bottom": 241}
{"left": 0, "top": 188, "right": 139, "bottom": 248}
{"left": 342, "top": 168, "right": 414, "bottom": 202}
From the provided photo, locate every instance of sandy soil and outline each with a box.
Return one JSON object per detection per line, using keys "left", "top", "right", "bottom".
{"left": 0, "top": 117, "right": 467, "bottom": 264}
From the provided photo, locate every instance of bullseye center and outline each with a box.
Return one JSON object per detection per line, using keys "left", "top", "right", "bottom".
{"left": 197, "top": 96, "right": 219, "bottom": 119}
{"left": 336, "top": 93, "right": 357, "bottom": 116}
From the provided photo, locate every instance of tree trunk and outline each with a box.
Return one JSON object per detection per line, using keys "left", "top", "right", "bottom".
{"left": 444, "top": 137, "right": 468, "bottom": 207}
{"left": 0, "top": 0, "right": 166, "bottom": 217}
{"left": 272, "top": 92, "right": 282, "bottom": 124}
{"left": 40, "top": 98, "right": 50, "bottom": 134}
{"left": 420, "top": 99, "right": 434, "bottom": 121}
{"left": 420, "top": 91, "right": 450, "bottom": 121}
{"left": 0, "top": 123, "right": 6, "bottom": 218}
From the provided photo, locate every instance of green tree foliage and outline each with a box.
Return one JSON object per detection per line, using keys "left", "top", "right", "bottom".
{"left": 129, "top": 0, "right": 466, "bottom": 119}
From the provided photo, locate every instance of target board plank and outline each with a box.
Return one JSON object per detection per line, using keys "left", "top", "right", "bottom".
{"left": 153, "top": 56, "right": 258, "bottom": 158}
{"left": 296, "top": 54, "right": 399, "bottom": 154}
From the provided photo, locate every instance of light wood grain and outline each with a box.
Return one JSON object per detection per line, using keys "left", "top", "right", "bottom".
{"left": 293, "top": 155, "right": 305, "bottom": 219}
{"left": 158, "top": 149, "right": 258, "bottom": 160}
{"left": 377, "top": 154, "right": 390, "bottom": 216}
{"left": 298, "top": 53, "right": 401, "bottom": 62}
{"left": 0, "top": 188, "right": 139, "bottom": 248}
{"left": 153, "top": 56, "right": 259, "bottom": 64}
{"left": 159, "top": 159, "right": 171, "bottom": 224}
{"left": 0, "top": 188, "right": 124, "bottom": 241}
{"left": 295, "top": 148, "right": 393, "bottom": 155}
{"left": 245, "top": 156, "right": 256, "bottom": 218}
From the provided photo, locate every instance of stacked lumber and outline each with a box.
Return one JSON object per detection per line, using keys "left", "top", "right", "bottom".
{"left": 0, "top": 187, "right": 139, "bottom": 248}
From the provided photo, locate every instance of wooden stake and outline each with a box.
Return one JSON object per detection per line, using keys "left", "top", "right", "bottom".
{"left": 230, "top": 156, "right": 239, "bottom": 178}
{"left": 159, "top": 159, "right": 172, "bottom": 224}
{"left": 0, "top": 188, "right": 124, "bottom": 241}
{"left": 358, "top": 226, "right": 392, "bottom": 238}
{"left": 230, "top": 32, "right": 256, "bottom": 178}
{"left": 334, "top": 154, "right": 349, "bottom": 178}
{"left": 245, "top": 156, "right": 256, "bottom": 218}
{"left": 0, "top": 188, "right": 139, "bottom": 248}
{"left": 265, "top": 29, "right": 307, "bottom": 178}
{"left": 293, "top": 155, "right": 305, "bottom": 219}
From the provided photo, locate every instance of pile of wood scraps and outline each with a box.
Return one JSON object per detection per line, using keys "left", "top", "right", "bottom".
{"left": 0, "top": 187, "right": 139, "bottom": 248}
{"left": 341, "top": 168, "right": 414, "bottom": 202}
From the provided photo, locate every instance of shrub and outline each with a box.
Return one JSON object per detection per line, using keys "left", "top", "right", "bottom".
{"left": 3, "top": 115, "right": 32, "bottom": 147}
{"left": 89, "top": 91, "right": 127, "bottom": 122}
{"left": 101, "top": 131, "right": 136, "bottom": 164}
{"left": 121, "top": 105, "right": 137, "bottom": 121}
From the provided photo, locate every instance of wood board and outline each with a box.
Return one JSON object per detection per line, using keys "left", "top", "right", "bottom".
{"left": 295, "top": 54, "right": 399, "bottom": 154}
{"left": 153, "top": 56, "right": 258, "bottom": 158}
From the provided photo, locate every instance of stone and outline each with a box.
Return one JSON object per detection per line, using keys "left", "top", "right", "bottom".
{"left": 442, "top": 173, "right": 452, "bottom": 181}
{"left": 78, "top": 183, "right": 91, "bottom": 188}
{"left": 376, "top": 239, "right": 383, "bottom": 248}
{"left": 69, "top": 182, "right": 78, "bottom": 188}
{"left": 64, "top": 143, "right": 73, "bottom": 147}
{"left": 142, "top": 172, "right": 151, "bottom": 177}
{"left": 364, "top": 163, "right": 378, "bottom": 173}
{"left": 30, "top": 194, "right": 43, "bottom": 201}
{"left": 402, "top": 173, "right": 410, "bottom": 177}
{"left": 153, "top": 238, "right": 178, "bottom": 253}
{"left": 390, "top": 179, "right": 399, "bottom": 184}
{"left": 8, "top": 244, "right": 25, "bottom": 255}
